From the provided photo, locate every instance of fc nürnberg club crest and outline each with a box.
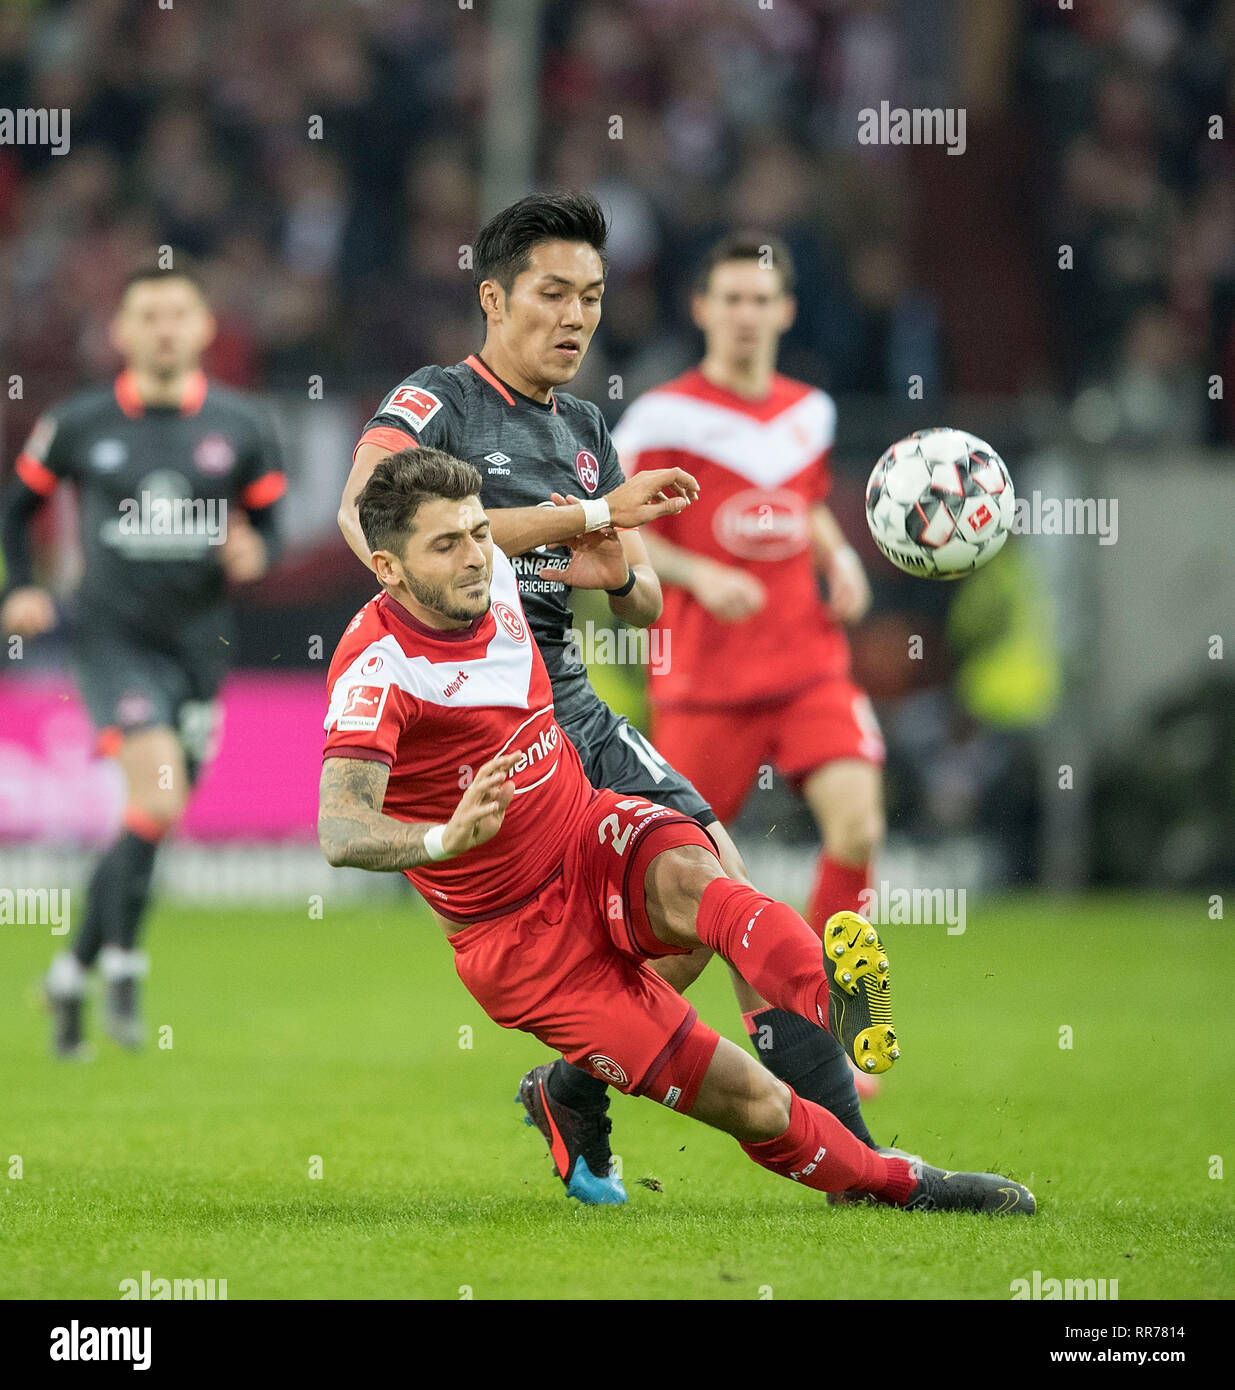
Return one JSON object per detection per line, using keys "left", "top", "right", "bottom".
{"left": 194, "top": 433, "right": 236, "bottom": 475}
{"left": 575, "top": 450, "right": 600, "bottom": 494}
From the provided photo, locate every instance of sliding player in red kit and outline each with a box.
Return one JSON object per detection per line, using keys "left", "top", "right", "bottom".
{"left": 613, "top": 236, "right": 886, "bottom": 1036}
{"left": 316, "top": 448, "right": 1035, "bottom": 1216}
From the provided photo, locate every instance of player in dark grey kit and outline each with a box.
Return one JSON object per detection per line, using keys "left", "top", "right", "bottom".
{"left": 0, "top": 266, "right": 284, "bottom": 1058}
{"left": 339, "top": 192, "right": 884, "bottom": 1203}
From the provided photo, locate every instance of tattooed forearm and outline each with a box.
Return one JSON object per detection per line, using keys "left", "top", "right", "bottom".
{"left": 318, "top": 757, "right": 438, "bottom": 871}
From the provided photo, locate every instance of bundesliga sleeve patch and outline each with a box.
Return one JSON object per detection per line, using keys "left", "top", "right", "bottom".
{"left": 333, "top": 683, "right": 390, "bottom": 732}
{"left": 381, "top": 385, "right": 443, "bottom": 432}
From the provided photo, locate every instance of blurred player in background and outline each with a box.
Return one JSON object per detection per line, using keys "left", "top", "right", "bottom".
{"left": 338, "top": 193, "right": 887, "bottom": 1204}
{"left": 612, "top": 234, "right": 887, "bottom": 1090}
{"left": 0, "top": 266, "right": 285, "bottom": 1058}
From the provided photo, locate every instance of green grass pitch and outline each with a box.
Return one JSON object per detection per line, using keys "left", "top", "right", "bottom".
{"left": 1, "top": 891, "right": 1231, "bottom": 1300}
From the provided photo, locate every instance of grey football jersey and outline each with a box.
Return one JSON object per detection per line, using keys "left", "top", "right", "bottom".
{"left": 15, "top": 371, "right": 283, "bottom": 638}
{"left": 359, "top": 354, "right": 625, "bottom": 724}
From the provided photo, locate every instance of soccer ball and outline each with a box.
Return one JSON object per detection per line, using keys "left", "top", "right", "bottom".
{"left": 864, "top": 428, "right": 1015, "bottom": 580}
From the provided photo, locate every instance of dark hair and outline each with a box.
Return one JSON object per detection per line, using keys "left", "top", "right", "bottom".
{"left": 120, "top": 258, "right": 207, "bottom": 301}
{"left": 473, "top": 190, "right": 609, "bottom": 303}
{"left": 357, "top": 448, "right": 484, "bottom": 555}
{"left": 693, "top": 232, "right": 796, "bottom": 296}
{"left": 119, "top": 261, "right": 208, "bottom": 307}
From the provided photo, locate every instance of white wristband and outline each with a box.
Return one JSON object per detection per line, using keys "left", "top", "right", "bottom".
{"left": 423, "top": 824, "right": 451, "bottom": 862}
{"left": 580, "top": 497, "right": 611, "bottom": 532}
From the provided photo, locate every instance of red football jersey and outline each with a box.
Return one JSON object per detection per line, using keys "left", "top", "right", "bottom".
{"left": 322, "top": 550, "right": 594, "bottom": 921}
{"left": 612, "top": 369, "right": 849, "bottom": 709}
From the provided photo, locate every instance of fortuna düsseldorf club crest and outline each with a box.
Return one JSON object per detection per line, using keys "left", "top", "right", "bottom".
{"left": 575, "top": 450, "right": 600, "bottom": 494}
{"left": 493, "top": 602, "right": 527, "bottom": 642}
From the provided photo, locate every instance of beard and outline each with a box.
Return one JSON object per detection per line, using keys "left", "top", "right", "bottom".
{"left": 406, "top": 569, "right": 491, "bottom": 623}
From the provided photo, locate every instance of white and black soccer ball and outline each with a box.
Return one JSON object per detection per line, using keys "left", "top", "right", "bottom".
{"left": 864, "top": 428, "right": 1015, "bottom": 580}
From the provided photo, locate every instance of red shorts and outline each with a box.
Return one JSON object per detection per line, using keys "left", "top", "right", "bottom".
{"left": 651, "top": 678, "right": 886, "bottom": 826}
{"left": 448, "top": 789, "right": 723, "bottom": 1114}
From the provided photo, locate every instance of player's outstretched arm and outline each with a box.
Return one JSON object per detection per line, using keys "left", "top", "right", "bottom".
{"left": 341, "top": 444, "right": 700, "bottom": 569}
{"left": 318, "top": 753, "right": 519, "bottom": 871}
{"left": 487, "top": 467, "right": 700, "bottom": 557}
{"left": 338, "top": 443, "right": 386, "bottom": 572}
{"left": 339, "top": 443, "right": 612, "bottom": 572}
{"left": 0, "top": 474, "right": 56, "bottom": 638}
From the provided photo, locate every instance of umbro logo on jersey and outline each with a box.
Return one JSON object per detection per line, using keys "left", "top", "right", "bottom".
{"left": 484, "top": 451, "right": 511, "bottom": 467}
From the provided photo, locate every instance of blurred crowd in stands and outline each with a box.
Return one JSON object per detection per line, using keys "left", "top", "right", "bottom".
{"left": 0, "top": 0, "right": 1231, "bottom": 444}
{"left": 2, "top": 0, "right": 1230, "bottom": 874}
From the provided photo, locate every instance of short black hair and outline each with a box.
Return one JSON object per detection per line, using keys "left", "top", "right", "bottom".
{"left": 357, "top": 448, "right": 484, "bottom": 556}
{"left": 693, "top": 232, "right": 796, "bottom": 296}
{"left": 120, "top": 258, "right": 207, "bottom": 302}
{"left": 473, "top": 190, "right": 609, "bottom": 303}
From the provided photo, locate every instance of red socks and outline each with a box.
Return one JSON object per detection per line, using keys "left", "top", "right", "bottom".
{"left": 807, "top": 855, "right": 870, "bottom": 940}
{"left": 741, "top": 1092, "right": 916, "bottom": 1201}
{"left": 696, "top": 878, "right": 830, "bottom": 1029}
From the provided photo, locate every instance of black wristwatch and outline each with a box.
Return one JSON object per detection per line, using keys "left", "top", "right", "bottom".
{"left": 605, "top": 566, "right": 637, "bottom": 597}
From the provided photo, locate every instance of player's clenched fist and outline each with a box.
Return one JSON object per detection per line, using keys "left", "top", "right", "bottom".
{"left": 219, "top": 513, "right": 269, "bottom": 584}
{"left": 825, "top": 547, "right": 871, "bottom": 624}
{"left": 0, "top": 585, "right": 56, "bottom": 639}
{"left": 443, "top": 753, "right": 520, "bottom": 855}
{"left": 603, "top": 466, "right": 699, "bottom": 528}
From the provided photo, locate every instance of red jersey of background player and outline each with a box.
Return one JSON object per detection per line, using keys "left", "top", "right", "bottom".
{"left": 612, "top": 368, "right": 845, "bottom": 709}
{"left": 322, "top": 548, "right": 594, "bottom": 921}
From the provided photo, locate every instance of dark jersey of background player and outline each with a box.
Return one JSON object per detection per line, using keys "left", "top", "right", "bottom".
{"left": 0, "top": 265, "right": 284, "bottom": 1062}
{"left": 355, "top": 355, "right": 626, "bottom": 726}
{"left": 2, "top": 368, "right": 283, "bottom": 651}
